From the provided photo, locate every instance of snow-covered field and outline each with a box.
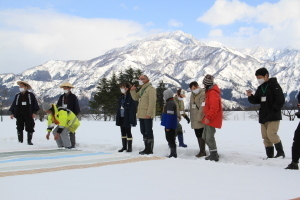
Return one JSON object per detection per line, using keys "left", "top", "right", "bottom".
{"left": 0, "top": 114, "right": 300, "bottom": 200}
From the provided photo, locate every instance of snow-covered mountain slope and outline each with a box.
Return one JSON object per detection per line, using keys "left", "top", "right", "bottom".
{"left": 1, "top": 30, "right": 299, "bottom": 110}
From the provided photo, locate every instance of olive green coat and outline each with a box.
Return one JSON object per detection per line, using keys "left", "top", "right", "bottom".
{"left": 130, "top": 82, "right": 157, "bottom": 119}
{"left": 189, "top": 88, "right": 205, "bottom": 129}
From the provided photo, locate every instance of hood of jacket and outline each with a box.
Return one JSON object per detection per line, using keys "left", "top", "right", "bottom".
{"left": 207, "top": 84, "right": 221, "bottom": 94}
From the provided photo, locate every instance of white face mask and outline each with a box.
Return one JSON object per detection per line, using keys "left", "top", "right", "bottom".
{"left": 120, "top": 88, "right": 126, "bottom": 94}
{"left": 19, "top": 88, "right": 25, "bottom": 92}
{"left": 178, "top": 97, "right": 184, "bottom": 100}
{"left": 192, "top": 88, "right": 200, "bottom": 94}
{"left": 64, "top": 90, "right": 69, "bottom": 94}
{"left": 138, "top": 80, "right": 144, "bottom": 86}
{"left": 257, "top": 78, "right": 265, "bottom": 85}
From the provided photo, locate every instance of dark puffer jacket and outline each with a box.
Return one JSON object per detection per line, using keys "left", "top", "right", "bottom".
{"left": 248, "top": 77, "right": 285, "bottom": 124}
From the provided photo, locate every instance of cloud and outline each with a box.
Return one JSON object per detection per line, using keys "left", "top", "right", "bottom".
{"left": 0, "top": 8, "right": 149, "bottom": 74}
{"left": 197, "top": 0, "right": 300, "bottom": 49}
{"left": 168, "top": 19, "right": 183, "bottom": 27}
{"left": 209, "top": 29, "right": 223, "bottom": 37}
{"left": 197, "top": 0, "right": 254, "bottom": 26}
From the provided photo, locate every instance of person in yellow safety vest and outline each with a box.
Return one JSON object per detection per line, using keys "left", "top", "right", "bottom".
{"left": 43, "top": 103, "right": 80, "bottom": 149}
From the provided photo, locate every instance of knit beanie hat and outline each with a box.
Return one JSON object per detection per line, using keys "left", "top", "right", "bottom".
{"left": 163, "top": 88, "right": 174, "bottom": 100}
{"left": 203, "top": 74, "right": 214, "bottom": 86}
{"left": 255, "top": 68, "right": 269, "bottom": 76}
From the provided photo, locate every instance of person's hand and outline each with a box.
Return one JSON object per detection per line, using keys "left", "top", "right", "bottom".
{"left": 32, "top": 114, "right": 36, "bottom": 118}
{"left": 145, "top": 115, "right": 151, "bottom": 119}
{"left": 131, "top": 86, "right": 137, "bottom": 91}
{"left": 10, "top": 115, "right": 14, "bottom": 119}
{"left": 46, "top": 133, "right": 50, "bottom": 140}
{"left": 54, "top": 133, "right": 60, "bottom": 140}
{"left": 246, "top": 90, "right": 252, "bottom": 97}
{"left": 204, "top": 118, "right": 210, "bottom": 124}
{"left": 184, "top": 115, "right": 190, "bottom": 124}
{"left": 166, "top": 129, "right": 170, "bottom": 131}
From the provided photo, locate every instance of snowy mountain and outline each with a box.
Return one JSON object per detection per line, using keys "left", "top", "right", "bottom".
{"left": 1, "top": 30, "right": 299, "bottom": 110}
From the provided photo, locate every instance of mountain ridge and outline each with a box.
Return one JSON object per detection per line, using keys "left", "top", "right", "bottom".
{"left": 1, "top": 30, "right": 299, "bottom": 110}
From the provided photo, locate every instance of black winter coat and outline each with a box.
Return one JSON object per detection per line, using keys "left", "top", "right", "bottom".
{"left": 9, "top": 91, "right": 39, "bottom": 118}
{"left": 248, "top": 78, "right": 285, "bottom": 124}
{"left": 116, "top": 93, "right": 137, "bottom": 128}
{"left": 57, "top": 92, "right": 81, "bottom": 116}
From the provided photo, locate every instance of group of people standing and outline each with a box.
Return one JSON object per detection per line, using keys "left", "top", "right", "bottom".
{"left": 9, "top": 81, "right": 81, "bottom": 149}
{"left": 115, "top": 74, "right": 223, "bottom": 161}
{"left": 8, "top": 67, "right": 300, "bottom": 170}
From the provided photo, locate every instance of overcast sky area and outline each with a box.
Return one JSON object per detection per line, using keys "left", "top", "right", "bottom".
{"left": 0, "top": 0, "right": 299, "bottom": 74}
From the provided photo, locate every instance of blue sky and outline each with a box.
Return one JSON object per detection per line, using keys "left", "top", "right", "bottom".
{"left": 0, "top": 0, "right": 299, "bottom": 74}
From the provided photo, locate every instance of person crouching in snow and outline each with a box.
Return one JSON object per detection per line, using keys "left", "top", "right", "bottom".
{"left": 43, "top": 104, "right": 80, "bottom": 149}
{"left": 161, "top": 88, "right": 178, "bottom": 158}
{"left": 202, "top": 75, "right": 223, "bottom": 162}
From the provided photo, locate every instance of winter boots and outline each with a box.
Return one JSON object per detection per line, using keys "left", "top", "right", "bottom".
{"left": 265, "top": 142, "right": 285, "bottom": 159}
{"left": 127, "top": 139, "right": 132, "bottom": 152}
{"left": 167, "top": 144, "right": 177, "bottom": 158}
{"left": 265, "top": 146, "right": 274, "bottom": 158}
{"left": 195, "top": 138, "right": 206, "bottom": 158}
{"left": 27, "top": 132, "right": 33, "bottom": 145}
{"left": 17, "top": 131, "right": 23, "bottom": 143}
{"left": 139, "top": 138, "right": 148, "bottom": 154}
{"left": 274, "top": 141, "right": 285, "bottom": 158}
{"left": 177, "top": 133, "right": 187, "bottom": 148}
{"left": 118, "top": 137, "right": 127, "bottom": 152}
{"left": 285, "top": 162, "right": 299, "bottom": 170}
{"left": 205, "top": 151, "right": 219, "bottom": 162}
{"left": 139, "top": 139, "right": 154, "bottom": 155}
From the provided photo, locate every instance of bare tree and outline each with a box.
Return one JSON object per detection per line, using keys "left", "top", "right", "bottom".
{"left": 282, "top": 100, "right": 298, "bottom": 121}
{"left": 0, "top": 88, "right": 10, "bottom": 122}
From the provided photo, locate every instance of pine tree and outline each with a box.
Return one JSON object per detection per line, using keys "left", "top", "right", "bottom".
{"left": 156, "top": 80, "right": 167, "bottom": 117}
{"left": 90, "top": 68, "right": 143, "bottom": 121}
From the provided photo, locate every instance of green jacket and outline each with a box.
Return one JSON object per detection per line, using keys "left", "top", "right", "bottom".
{"left": 130, "top": 82, "right": 157, "bottom": 119}
{"left": 189, "top": 88, "right": 205, "bottom": 129}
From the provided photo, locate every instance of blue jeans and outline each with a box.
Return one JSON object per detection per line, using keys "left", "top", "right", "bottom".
{"left": 139, "top": 119, "right": 154, "bottom": 139}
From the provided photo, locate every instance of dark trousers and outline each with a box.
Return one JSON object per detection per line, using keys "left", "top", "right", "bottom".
{"left": 194, "top": 128, "right": 204, "bottom": 138}
{"left": 120, "top": 118, "right": 132, "bottom": 139}
{"left": 292, "top": 122, "right": 300, "bottom": 163}
{"left": 139, "top": 119, "right": 154, "bottom": 139}
{"left": 16, "top": 115, "right": 35, "bottom": 133}
{"left": 165, "top": 129, "right": 176, "bottom": 147}
{"left": 120, "top": 117, "right": 132, "bottom": 139}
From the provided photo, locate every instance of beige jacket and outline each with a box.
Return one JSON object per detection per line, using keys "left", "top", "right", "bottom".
{"left": 189, "top": 88, "right": 205, "bottom": 129}
{"left": 130, "top": 82, "right": 157, "bottom": 119}
{"left": 174, "top": 96, "right": 186, "bottom": 119}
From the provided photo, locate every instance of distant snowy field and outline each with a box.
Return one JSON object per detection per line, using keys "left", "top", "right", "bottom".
{"left": 0, "top": 112, "right": 300, "bottom": 200}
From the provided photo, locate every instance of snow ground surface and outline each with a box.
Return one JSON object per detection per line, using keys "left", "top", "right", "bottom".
{"left": 0, "top": 114, "right": 300, "bottom": 200}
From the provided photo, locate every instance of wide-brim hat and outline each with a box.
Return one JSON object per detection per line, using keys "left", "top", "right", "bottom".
{"left": 59, "top": 82, "right": 74, "bottom": 88}
{"left": 17, "top": 81, "right": 32, "bottom": 90}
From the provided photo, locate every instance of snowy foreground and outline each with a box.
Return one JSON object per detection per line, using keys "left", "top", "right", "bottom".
{"left": 0, "top": 115, "right": 300, "bottom": 200}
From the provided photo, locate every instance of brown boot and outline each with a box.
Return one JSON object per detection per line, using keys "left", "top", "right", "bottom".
{"left": 195, "top": 138, "right": 206, "bottom": 158}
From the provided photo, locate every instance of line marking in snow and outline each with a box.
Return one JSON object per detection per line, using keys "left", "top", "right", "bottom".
{"left": 0, "top": 152, "right": 110, "bottom": 164}
{"left": 0, "top": 156, "right": 164, "bottom": 177}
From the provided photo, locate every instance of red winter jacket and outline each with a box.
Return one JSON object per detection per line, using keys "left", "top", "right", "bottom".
{"left": 202, "top": 84, "right": 223, "bottom": 129}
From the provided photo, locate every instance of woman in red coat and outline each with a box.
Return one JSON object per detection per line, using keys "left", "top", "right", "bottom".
{"left": 201, "top": 74, "right": 223, "bottom": 161}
